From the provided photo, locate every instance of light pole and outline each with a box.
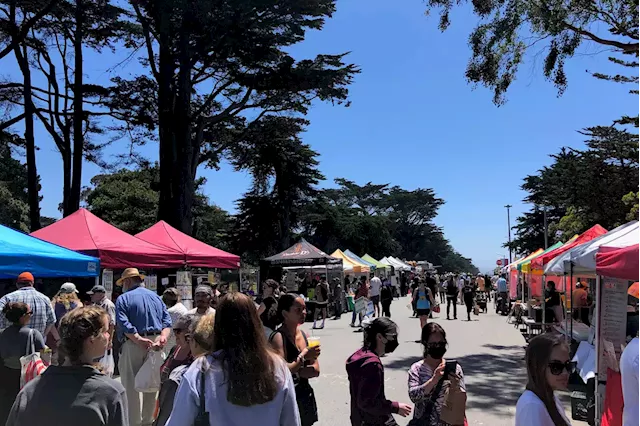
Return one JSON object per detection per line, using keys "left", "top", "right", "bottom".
{"left": 543, "top": 205, "right": 548, "bottom": 249}
{"left": 505, "top": 204, "right": 512, "bottom": 263}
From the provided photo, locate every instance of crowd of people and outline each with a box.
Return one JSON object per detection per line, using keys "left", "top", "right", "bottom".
{"left": 0, "top": 268, "right": 636, "bottom": 426}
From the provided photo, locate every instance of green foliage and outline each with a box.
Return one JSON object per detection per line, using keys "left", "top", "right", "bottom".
{"left": 622, "top": 191, "right": 639, "bottom": 221}
{"left": 84, "top": 166, "right": 231, "bottom": 246}
{"left": 228, "top": 117, "right": 324, "bottom": 262}
{"left": 0, "top": 137, "right": 30, "bottom": 231}
{"left": 425, "top": 0, "right": 639, "bottom": 111}
{"left": 105, "top": 0, "right": 360, "bottom": 233}
{"left": 508, "top": 126, "right": 639, "bottom": 254}
{"left": 85, "top": 166, "right": 160, "bottom": 234}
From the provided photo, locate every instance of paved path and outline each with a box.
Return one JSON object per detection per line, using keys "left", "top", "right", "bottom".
{"left": 301, "top": 295, "right": 571, "bottom": 426}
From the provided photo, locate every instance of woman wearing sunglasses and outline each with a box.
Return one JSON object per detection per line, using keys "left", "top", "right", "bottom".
{"left": 516, "top": 333, "right": 575, "bottom": 426}
{"left": 154, "top": 313, "right": 197, "bottom": 426}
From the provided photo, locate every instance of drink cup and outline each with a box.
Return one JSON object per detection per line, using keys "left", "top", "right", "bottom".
{"left": 307, "top": 336, "right": 320, "bottom": 349}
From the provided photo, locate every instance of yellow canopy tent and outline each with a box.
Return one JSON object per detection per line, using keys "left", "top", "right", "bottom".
{"left": 331, "top": 249, "right": 370, "bottom": 273}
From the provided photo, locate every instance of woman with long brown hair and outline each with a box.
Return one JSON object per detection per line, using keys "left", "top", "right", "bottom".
{"left": 515, "top": 333, "right": 574, "bottom": 426}
{"left": 165, "top": 292, "right": 300, "bottom": 426}
{"left": 6, "top": 306, "right": 127, "bottom": 426}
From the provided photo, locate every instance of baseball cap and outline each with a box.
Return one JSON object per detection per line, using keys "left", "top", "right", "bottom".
{"left": 59, "top": 282, "right": 79, "bottom": 294}
{"left": 87, "top": 285, "right": 106, "bottom": 295}
{"left": 17, "top": 272, "right": 34, "bottom": 283}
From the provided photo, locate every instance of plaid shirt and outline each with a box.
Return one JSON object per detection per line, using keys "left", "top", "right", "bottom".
{"left": 0, "top": 287, "right": 56, "bottom": 336}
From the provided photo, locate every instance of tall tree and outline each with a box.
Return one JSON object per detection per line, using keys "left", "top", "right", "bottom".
{"left": 229, "top": 117, "right": 323, "bottom": 261}
{"left": 111, "top": 0, "right": 358, "bottom": 234}
{"left": 425, "top": 0, "right": 638, "bottom": 108}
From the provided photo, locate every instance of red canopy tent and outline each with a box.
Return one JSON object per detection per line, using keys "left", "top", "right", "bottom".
{"left": 31, "top": 209, "right": 185, "bottom": 269}
{"left": 136, "top": 221, "right": 240, "bottom": 269}
{"left": 596, "top": 244, "right": 639, "bottom": 281}
{"left": 529, "top": 224, "right": 608, "bottom": 271}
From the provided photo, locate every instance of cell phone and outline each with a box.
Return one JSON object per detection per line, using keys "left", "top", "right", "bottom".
{"left": 444, "top": 360, "right": 458, "bottom": 377}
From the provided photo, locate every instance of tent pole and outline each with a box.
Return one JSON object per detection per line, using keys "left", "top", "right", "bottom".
{"left": 564, "top": 273, "right": 569, "bottom": 343}
{"left": 570, "top": 264, "right": 574, "bottom": 342}
{"left": 542, "top": 274, "right": 546, "bottom": 328}
{"left": 594, "top": 274, "right": 601, "bottom": 425}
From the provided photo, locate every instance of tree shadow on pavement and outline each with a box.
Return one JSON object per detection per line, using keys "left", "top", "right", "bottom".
{"left": 384, "top": 355, "right": 422, "bottom": 371}
{"left": 483, "top": 344, "right": 525, "bottom": 351}
{"left": 457, "top": 347, "right": 526, "bottom": 416}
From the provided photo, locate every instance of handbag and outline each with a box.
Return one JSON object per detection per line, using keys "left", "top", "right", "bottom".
{"left": 193, "top": 365, "right": 209, "bottom": 426}
{"left": 433, "top": 305, "right": 441, "bottom": 314}
{"left": 20, "top": 329, "right": 46, "bottom": 388}
{"left": 473, "top": 305, "right": 480, "bottom": 316}
{"left": 439, "top": 382, "right": 467, "bottom": 425}
{"left": 134, "top": 349, "right": 166, "bottom": 392}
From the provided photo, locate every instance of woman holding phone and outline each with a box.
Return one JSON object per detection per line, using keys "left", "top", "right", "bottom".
{"left": 408, "top": 323, "right": 466, "bottom": 425}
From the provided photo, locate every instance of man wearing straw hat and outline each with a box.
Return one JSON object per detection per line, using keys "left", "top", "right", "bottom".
{"left": 115, "top": 268, "right": 172, "bottom": 426}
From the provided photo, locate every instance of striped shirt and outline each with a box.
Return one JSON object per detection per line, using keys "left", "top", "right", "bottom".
{"left": 0, "top": 287, "right": 56, "bottom": 336}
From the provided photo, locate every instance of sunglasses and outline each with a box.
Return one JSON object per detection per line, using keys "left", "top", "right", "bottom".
{"left": 548, "top": 360, "right": 577, "bottom": 375}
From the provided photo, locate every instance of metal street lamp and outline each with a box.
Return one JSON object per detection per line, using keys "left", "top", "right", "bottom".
{"left": 505, "top": 204, "right": 512, "bottom": 263}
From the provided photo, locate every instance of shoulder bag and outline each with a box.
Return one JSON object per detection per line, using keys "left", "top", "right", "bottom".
{"left": 193, "top": 363, "right": 209, "bottom": 426}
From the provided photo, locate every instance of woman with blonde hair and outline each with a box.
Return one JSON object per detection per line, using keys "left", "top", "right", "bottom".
{"left": 6, "top": 306, "right": 127, "bottom": 426}
{"left": 166, "top": 293, "right": 299, "bottom": 426}
{"left": 51, "top": 282, "right": 83, "bottom": 364}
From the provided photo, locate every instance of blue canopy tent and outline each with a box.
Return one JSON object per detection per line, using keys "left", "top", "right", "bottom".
{"left": 0, "top": 224, "right": 100, "bottom": 279}
{"left": 344, "top": 249, "right": 376, "bottom": 270}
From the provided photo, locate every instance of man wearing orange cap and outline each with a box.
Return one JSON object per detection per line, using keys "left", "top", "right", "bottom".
{"left": 0, "top": 272, "right": 56, "bottom": 339}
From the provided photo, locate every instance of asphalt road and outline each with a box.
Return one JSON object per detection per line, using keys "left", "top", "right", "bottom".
{"left": 301, "top": 295, "right": 583, "bottom": 426}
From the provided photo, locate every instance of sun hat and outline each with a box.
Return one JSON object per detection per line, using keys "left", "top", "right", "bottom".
{"left": 116, "top": 268, "right": 146, "bottom": 285}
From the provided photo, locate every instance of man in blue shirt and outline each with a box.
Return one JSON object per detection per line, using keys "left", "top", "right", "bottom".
{"left": 496, "top": 274, "right": 508, "bottom": 296}
{"left": 115, "top": 268, "right": 171, "bottom": 426}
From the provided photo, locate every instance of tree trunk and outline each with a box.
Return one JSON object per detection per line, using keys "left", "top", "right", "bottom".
{"left": 157, "top": 7, "right": 196, "bottom": 234}
{"left": 68, "top": 0, "right": 83, "bottom": 215}
{"left": 14, "top": 44, "right": 41, "bottom": 230}
{"left": 62, "top": 145, "right": 71, "bottom": 215}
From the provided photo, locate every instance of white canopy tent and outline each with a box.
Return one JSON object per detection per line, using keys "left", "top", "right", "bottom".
{"left": 391, "top": 256, "right": 413, "bottom": 271}
{"left": 544, "top": 221, "right": 638, "bottom": 276}
{"left": 381, "top": 256, "right": 411, "bottom": 271}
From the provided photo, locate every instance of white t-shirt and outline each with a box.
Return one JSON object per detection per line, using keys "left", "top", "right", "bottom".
{"left": 187, "top": 307, "right": 216, "bottom": 317}
{"left": 515, "top": 390, "right": 571, "bottom": 426}
{"left": 369, "top": 277, "right": 382, "bottom": 297}
{"left": 621, "top": 337, "right": 639, "bottom": 426}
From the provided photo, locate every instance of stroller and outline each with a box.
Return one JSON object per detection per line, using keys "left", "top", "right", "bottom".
{"left": 475, "top": 292, "right": 487, "bottom": 313}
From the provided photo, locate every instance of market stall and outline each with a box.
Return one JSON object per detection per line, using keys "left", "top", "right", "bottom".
{"left": 361, "top": 254, "right": 390, "bottom": 271}
{"left": 136, "top": 220, "right": 240, "bottom": 269}
{"left": 32, "top": 208, "right": 185, "bottom": 269}
{"left": 344, "top": 249, "right": 376, "bottom": 271}
{"left": 0, "top": 224, "right": 100, "bottom": 279}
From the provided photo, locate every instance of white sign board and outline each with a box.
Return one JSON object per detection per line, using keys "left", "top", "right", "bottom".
{"left": 365, "top": 301, "right": 375, "bottom": 317}
{"left": 354, "top": 297, "right": 367, "bottom": 315}
{"left": 102, "top": 269, "right": 113, "bottom": 298}
{"left": 145, "top": 275, "right": 158, "bottom": 292}
{"left": 176, "top": 271, "right": 193, "bottom": 309}
{"left": 161, "top": 277, "right": 169, "bottom": 286}
{"left": 597, "top": 277, "right": 628, "bottom": 376}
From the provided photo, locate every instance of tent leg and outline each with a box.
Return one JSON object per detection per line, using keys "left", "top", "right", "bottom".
{"left": 570, "top": 264, "right": 574, "bottom": 343}
{"left": 542, "top": 274, "right": 546, "bottom": 328}
{"left": 594, "top": 274, "right": 601, "bottom": 426}
{"left": 564, "top": 274, "right": 570, "bottom": 343}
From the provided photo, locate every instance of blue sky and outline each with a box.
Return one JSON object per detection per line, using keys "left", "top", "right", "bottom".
{"left": 3, "top": 0, "right": 636, "bottom": 272}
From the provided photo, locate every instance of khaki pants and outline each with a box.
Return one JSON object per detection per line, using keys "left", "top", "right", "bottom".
{"left": 119, "top": 339, "right": 157, "bottom": 426}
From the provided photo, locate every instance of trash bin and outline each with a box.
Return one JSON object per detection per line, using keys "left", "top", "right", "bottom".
{"left": 347, "top": 295, "right": 354, "bottom": 312}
